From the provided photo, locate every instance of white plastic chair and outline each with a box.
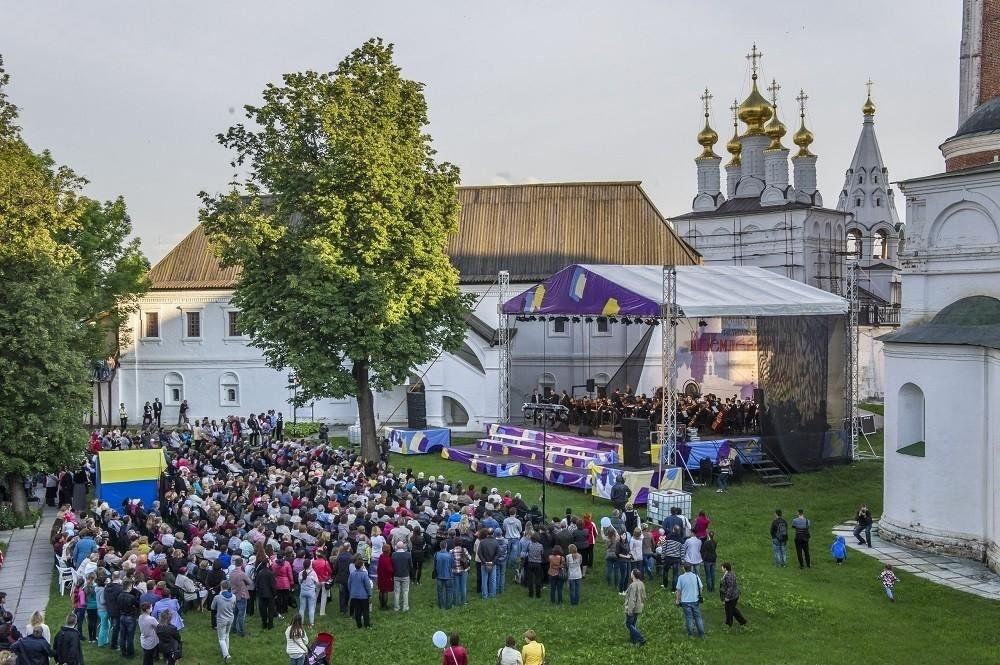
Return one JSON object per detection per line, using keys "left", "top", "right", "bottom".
{"left": 55, "top": 562, "right": 77, "bottom": 596}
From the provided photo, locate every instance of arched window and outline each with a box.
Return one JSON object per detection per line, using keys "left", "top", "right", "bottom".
{"left": 857, "top": 174, "right": 863, "bottom": 184}
{"left": 220, "top": 372, "right": 240, "bottom": 406}
{"left": 873, "top": 174, "right": 879, "bottom": 184}
{"left": 594, "top": 372, "right": 611, "bottom": 387}
{"left": 873, "top": 230, "right": 889, "bottom": 260}
{"left": 164, "top": 372, "right": 184, "bottom": 405}
{"left": 845, "top": 229, "right": 862, "bottom": 257}
{"left": 897, "top": 382, "right": 925, "bottom": 456}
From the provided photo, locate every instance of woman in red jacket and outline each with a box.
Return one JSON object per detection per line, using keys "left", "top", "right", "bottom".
{"left": 376, "top": 544, "right": 394, "bottom": 610}
{"left": 582, "top": 513, "right": 599, "bottom": 572}
{"left": 272, "top": 553, "right": 294, "bottom": 617}
{"left": 312, "top": 546, "right": 333, "bottom": 617}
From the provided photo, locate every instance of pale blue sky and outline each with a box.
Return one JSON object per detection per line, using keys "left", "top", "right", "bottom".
{"left": 2, "top": 0, "right": 960, "bottom": 262}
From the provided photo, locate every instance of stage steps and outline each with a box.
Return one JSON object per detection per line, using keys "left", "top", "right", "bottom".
{"left": 742, "top": 449, "right": 793, "bottom": 487}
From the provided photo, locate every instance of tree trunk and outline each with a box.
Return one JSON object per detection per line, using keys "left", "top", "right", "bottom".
{"left": 6, "top": 473, "right": 28, "bottom": 518}
{"left": 353, "top": 361, "right": 380, "bottom": 461}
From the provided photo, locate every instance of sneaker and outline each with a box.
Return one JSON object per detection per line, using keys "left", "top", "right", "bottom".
{"left": 715, "top": 489, "right": 724, "bottom": 493}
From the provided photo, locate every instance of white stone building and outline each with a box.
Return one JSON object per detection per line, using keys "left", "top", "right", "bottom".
{"left": 880, "top": 0, "right": 1000, "bottom": 571}
{"left": 107, "top": 182, "right": 699, "bottom": 432}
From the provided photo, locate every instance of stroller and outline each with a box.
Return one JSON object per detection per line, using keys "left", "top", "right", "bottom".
{"left": 306, "top": 632, "right": 335, "bottom": 665}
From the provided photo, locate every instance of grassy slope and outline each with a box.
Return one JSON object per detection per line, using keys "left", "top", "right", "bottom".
{"left": 47, "top": 433, "right": 1000, "bottom": 665}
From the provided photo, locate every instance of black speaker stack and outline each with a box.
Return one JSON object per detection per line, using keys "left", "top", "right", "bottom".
{"left": 622, "top": 417, "right": 651, "bottom": 467}
{"left": 406, "top": 391, "right": 427, "bottom": 429}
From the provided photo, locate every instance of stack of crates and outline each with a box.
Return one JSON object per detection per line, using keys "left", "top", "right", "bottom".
{"left": 646, "top": 489, "right": 692, "bottom": 524}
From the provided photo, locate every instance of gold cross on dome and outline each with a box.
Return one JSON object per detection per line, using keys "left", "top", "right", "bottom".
{"left": 746, "top": 43, "right": 763, "bottom": 77}
{"left": 796, "top": 89, "right": 809, "bottom": 116}
{"left": 700, "top": 87, "right": 713, "bottom": 116}
{"left": 767, "top": 78, "right": 781, "bottom": 106}
{"left": 730, "top": 98, "right": 739, "bottom": 125}
{"left": 865, "top": 78, "right": 874, "bottom": 98}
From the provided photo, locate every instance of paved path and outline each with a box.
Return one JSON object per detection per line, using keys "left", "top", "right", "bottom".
{"left": 0, "top": 491, "right": 56, "bottom": 629}
{"left": 833, "top": 522, "right": 1000, "bottom": 601}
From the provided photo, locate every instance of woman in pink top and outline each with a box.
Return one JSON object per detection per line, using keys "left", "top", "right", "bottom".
{"left": 311, "top": 548, "right": 332, "bottom": 617}
{"left": 693, "top": 511, "right": 711, "bottom": 541}
{"left": 272, "top": 554, "right": 294, "bottom": 617}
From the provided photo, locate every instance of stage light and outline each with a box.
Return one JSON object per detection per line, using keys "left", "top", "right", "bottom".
{"left": 698, "top": 319, "right": 708, "bottom": 327}
{"left": 622, "top": 317, "right": 632, "bottom": 325}
{"left": 670, "top": 319, "right": 679, "bottom": 327}
{"left": 571, "top": 316, "right": 581, "bottom": 323}
{"left": 609, "top": 317, "right": 618, "bottom": 324}
{"left": 584, "top": 316, "right": 593, "bottom": 323}
{"left": 528, "top": 316, "right": 536, "bottom": 321}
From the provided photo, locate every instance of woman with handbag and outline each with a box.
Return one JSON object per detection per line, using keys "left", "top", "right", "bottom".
{"left": 497, "top": 635, "right": 523, "bottom": 665}
{"left": 442, "top": 632, "right": 468, "bottom": 665}
{"left": 719, "top": 562, "right": 748, "bottom": 629}
{"left": 521, "top": 630, "right": 546, "bottom": 665}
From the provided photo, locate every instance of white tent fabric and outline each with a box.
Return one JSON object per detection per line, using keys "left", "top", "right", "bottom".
{"left": 578, "top": 264, "right": 847, "bottom": 317}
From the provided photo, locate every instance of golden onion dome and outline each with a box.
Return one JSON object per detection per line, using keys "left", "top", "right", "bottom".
{"left": 792, "top": 115, "right": 815, "bottom": 157}
{"left": 764, "top": 108, "right": 787, "bottom": 150}
{"left": 697, "top": 115, "right": 720, "bottom": 159}
{"left": 862, "top": 95, "right": 876, "bottom": 116}
{"left": 738, "top": 74, "right": 773, "bottom": 136}
{"left": 726, "top": 129, "right": 742, "bottom": 166}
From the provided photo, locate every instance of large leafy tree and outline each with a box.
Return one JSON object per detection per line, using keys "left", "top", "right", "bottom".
{"left": 201, "top": 38, "right": 472, "bottom": 461}
{"left": 0, "top": 56, "right": 149, "bottom": 514}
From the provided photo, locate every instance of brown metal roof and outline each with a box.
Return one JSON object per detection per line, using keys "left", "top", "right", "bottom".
{"left": 148, "top": 181, "right": 700, "bottom": 290}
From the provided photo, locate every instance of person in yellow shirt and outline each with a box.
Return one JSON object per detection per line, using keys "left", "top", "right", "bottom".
{"left": 521, "top": 629, "right": 546, "bottom": 665}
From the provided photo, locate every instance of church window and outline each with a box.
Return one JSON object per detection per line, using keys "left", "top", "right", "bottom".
{"left": 227, "top": 310, "right": 241, "bottom": 337}
{"left": 855, "top": 197, "right": 862, "bottom": 207}
{"left": 164, "top": 372, "right": 184, "bottom": 405}
{"left": 220, "top": 372, "right": 240, "bottom": 406}
{"left": 143, "top": 312, "right": 160, "bottom": 339}
{"left": 857, "top": 175, "right": 863, "bottom": 184}
{"left": 873, "top": 175, "right": 879, "bottom": 183}
{"left": 185, "top": 311, "right": 201, "bottom": 338}
{"left": 897, "top": 382, "right": 925, "bottom": 457}
{"left": 846, "top": 230, "right": 863, "bottom": 257}
{"left": 873, "top": 230, "right": 889, "bottom": 260}
{"left": 876, "top": 199, "right": 882, "bottom": 207}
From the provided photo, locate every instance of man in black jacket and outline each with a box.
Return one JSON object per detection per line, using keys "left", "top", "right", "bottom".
{"left": 54, "top": 613, "right": 84, "bottom": 665}
{"left": 255, "top": 563, "right": 276, "bottom": 630}
{"left": 12, "top": 626, "right": 55, "bottom": 665}
{"left": 104, "top": 571, "right": 123, "bottom": 650}
{"left": 116, "top": 580, "right": 140, "bottom": 658}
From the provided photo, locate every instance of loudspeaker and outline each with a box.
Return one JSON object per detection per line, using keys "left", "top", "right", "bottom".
{"left": 622, "top": 417, "right": 651, "bottom": 467}
{"left": 753, "top": 388, "right": 766, "bottom": 407}
{"left": 406, "top": 391, "right": 427, "bottom": 430}
{"left": 586, "top": 378, "right": 596, "bottom": 393}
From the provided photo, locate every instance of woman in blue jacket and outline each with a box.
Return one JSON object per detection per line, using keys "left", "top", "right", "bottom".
{"left": 348, "top": 556, "right": 373, "bottom": 629}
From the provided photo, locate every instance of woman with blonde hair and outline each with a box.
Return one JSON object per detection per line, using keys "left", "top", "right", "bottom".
{"left": 521, "top": 630, "right": 546, "bottom": 665}
{"left": 29, "top": 609, "right": 50, "bottom": 644}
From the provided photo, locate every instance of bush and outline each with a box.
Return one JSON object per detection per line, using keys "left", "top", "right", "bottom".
{"left": 0, "top": 503, "right": 40, "bottom": 530}
{"left": 284, "top": 421, "right": 322, "bottom": 439}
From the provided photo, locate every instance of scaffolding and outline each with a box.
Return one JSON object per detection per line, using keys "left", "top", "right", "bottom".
{"left": 845, "top": 259, "right": 880, "bottom": 460}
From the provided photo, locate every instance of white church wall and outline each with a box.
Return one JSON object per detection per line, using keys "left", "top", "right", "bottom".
{"left": 881, "top": 343, "right": 991, "bottom": 561}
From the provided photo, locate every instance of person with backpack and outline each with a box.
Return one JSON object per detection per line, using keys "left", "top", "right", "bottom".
{"left": 770, "top": 509, "right": 788, "bottom": 567}
{"left": 53, "top": 613, "right": 84, "bottom": 665}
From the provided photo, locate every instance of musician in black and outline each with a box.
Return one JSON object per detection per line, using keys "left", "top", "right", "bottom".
{"left": 153, "top": 398, "right": 162, "bottom": 427}
{"left": 530, "top": 389, "right": 541, "bottom": 424}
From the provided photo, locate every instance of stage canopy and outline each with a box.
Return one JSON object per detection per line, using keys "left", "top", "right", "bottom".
{"left": 502, "top": 264, "right": 847, "bottom": 318}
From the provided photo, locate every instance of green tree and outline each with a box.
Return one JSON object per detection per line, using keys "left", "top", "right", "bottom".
{"left": 201, "top": 38, "right": 472, "bottom": 460}
{"left": 0, "top": 56, "right": 149, "bottom": 514}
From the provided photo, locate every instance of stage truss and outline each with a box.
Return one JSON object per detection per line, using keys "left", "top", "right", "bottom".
{"left": 846, "top": 260, "right": 879, "bottom": 460}
{"left": 497, "top": 270, "right": 511, "bottom": 424}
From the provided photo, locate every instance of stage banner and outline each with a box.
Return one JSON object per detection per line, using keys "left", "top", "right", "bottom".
{"left": 591, "top": 465, "right": 682, "bottom": 505}
{"left": 389, "top": 427, "right": 451, "bottom": 455}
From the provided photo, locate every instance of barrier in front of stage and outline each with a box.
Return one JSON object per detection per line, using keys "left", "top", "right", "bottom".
{"left": 389, "top": 427, "right": 452, "bottom": 455}
{"left": 590, "top": 465, "right": 683, "bottom": 506}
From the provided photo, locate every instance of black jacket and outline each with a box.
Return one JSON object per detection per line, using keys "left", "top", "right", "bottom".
{"left": 13, "top": 634, "right": 55, "bottom": 665}
{"left": 54, "top": 626, "right": 84, "bottom": 665}
{"left": 255, "top": 565, "right": 276, "bottom": 599}
{"left": 104, "top": 582, "right": 123, "bottom": 618}
{"left": 116, "top": 589, "right": 140, "bottom": 618}
{"left": 155, "top": 624, "right": 181, "bottom": 655}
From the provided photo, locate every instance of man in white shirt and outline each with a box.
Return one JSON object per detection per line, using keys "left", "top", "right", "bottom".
{"left": 674, "top": 564, "right": 705, "bottom": 637}
{"left": 683, "top": 534, "right": 704, "bottom": 579}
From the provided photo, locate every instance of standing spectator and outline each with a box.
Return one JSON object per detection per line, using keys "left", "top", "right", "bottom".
{"left": 525, "top": 534, "right": 544, "bottom": 599}
{"left": 693, "top": 510, "right": 711, "bottom": 540}
{"left": 683, "top": 532, "right": 703, "bottom": 580}
{"left": 521, "top": 630, "right": 546, "bottom": 665}
{"left": 434, "top": 542, "right": 454, "bottom": 610}
{"left": 142, "top": 401, "right": 153, "bottom": 429}
{"left": 442, "top": 633, "right": 469, "bottom": 665}
{"left": 604, "top": 528, "right": 619, "bottom": 587}
{"left": 391, "top": 542, "right": 412, "bottom": 612}
{"left": 503, "top": 509, "right": 523, "bottom": 576}
{"left": 138, "top": 602, "right": 159, "bottom": 665}
{"left": 105, "top": 570, "right": 123, "bottom": 650}
{"left": 154, "top": 609, "right": 182, "bottom": 665}
{"left": 880, "top": 564, "right": 900, "bottom": 602}
{"left": 496, "top": 635, "right": 523, "bottom": 665}
{"left": 674, "top": 564, "right": 705, "bottom": 637}
{"left": 13, "top": 625, "right": 54, "bottom": 665}
{"left": 450, "top": 540, "right": 470, "bottom": 607}
{"left": 547, "top": 545, "right": 566, "bottom": 604}
{"left": 610, "top": 477, "right": 631, "bottom": 512}
{"left": 211, "top": 580, "right": 237, "bottom": 663}
{"left": 119, "top": 402, "right": 128, "bottom": 430}
{"left": 477, "top": 528, "right": 500, "bottom": 599}
{"left": 701, "top": 531, "right": 719, "bottom": 592}
{"left": 854, "top": 504, "right": 873, "bottom": 547}
{"left": 297, "top": 560, "right": 319, "bottom": 627}
{"left": 409, "top": 527, "right": 427, "bottom": 586}
{"left": 831, "top": 535, "right": 848, "bottom": 564}
{"left": 71, "top": 579, "right": 86, "bottom": 634}
{"left": 627, "top": 528, "right": 644, "bottom": 579}
{"left": 566, "top": 544, "right": 583, "bottom": 606}
{"left": 333, "top": 544, "right": 353, "bottom": 616}
{"left": 660, "top": 524, "right": 685, "bottom": 591}
{"left": 348, "top": 556, "right": 373, "bottom": 629}
{"left": 84, "top": 574, "right": 99, "bottom": 643}
{"left": 96, "top": 574, "right": 111, "bottom": 647}
{"left": 716, "top": 455, "right": 733, "bottom": 493}
{"left": 53, "top": 613, "right": 84, "bottom": 665}
{"left": 255, "top": 559, "right": 276, "bottom": 630}
{"left": 117, "top": 579, "right": 140, "bottom": 658}
{"left": 228, "top": 557, "right": 251, "bottom": 637}
{"left": 311, "top": 549, "right": 331, "bottom": 617}
{"left": 623, "top": 568, "right": 647, "bottom": 646}
{"left": 285, "top": 613, "right": 309, "bottom": 665}
{"left": 178, "top": 399, "right": 189, "bottom": 426}
{"left": 153, "top": 398, "right": 162, "bottom": 428}
{"left": 272, "top": 554, "right": 294, "bottom": 618}
{"left": 719, "top": 562, "right": 748, "bottom": 629}
{"left": 276, "top": 412, "right": 285, "bottom": 442}
{"left": 27, "top": 611, "right": 50, "bottom": 645}
{"left": 376, "top": 544, "right": 394, "bottom": 610}
{"left": 614, "top": 529, "right": 632, "bottom": 594}
{"left": 791, "top": 509, "right": 812, "bottom": 569}
{"left": 770, "top": 509, "right": 789, "bottom": 567}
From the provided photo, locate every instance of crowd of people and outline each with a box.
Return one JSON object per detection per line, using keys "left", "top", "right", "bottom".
{"left": 527, "top": 386, "right": 761, "bottom": 439}
{"left": 0, "top": 401, "right": 887, "bottom": 665}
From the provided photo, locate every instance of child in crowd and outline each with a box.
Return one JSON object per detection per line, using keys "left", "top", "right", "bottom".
{"left": 830, "top": 535, "right": 847, "bottom": 565}
{"left": 880, "top": 563, "right": 899, "bottom": 602}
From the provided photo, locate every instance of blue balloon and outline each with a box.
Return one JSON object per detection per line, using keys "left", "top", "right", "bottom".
{"left": 432, "top": 630, "right": 448, "bottom": 649}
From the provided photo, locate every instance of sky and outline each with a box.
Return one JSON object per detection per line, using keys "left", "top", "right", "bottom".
{"left": 2, "top": 0, "right": 961, "bottom": 263}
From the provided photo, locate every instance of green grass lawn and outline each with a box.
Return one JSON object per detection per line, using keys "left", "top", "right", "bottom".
{"left": 46, "top": 433, "right": 1000, "bottom": 665}
{"left": 860, "top": 402, "right": 885, "bottom": 416}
